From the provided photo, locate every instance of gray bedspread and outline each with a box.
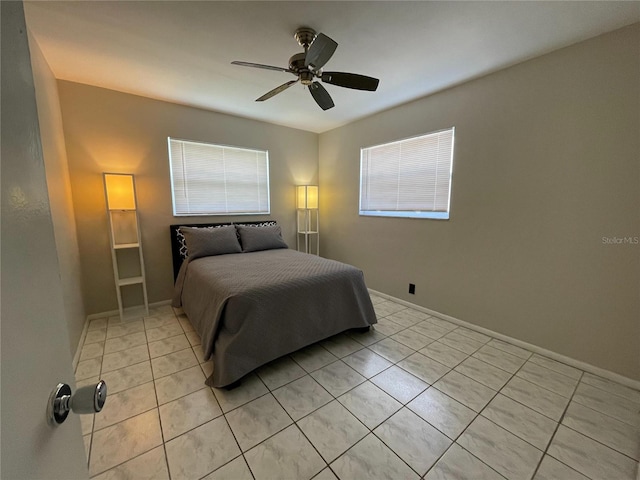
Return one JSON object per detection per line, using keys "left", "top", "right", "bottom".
{"left": 173, "top": 249, "right": 377, "bottom": 387}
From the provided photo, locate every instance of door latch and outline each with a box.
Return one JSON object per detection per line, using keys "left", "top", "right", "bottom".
{"left": 47, "top": 380, "right": 107, "bottom": 425}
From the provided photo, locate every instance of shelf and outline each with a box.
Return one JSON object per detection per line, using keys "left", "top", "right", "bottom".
{"left": 104, "top": 173, "right": 149, "bottom": 322}
{"left": 117, "top": 276, "right": 144, "bottom": 287}
{"left": 296, "top": 208, "right": 319, "bottom": 255}
{"left": 114, "top": 242, "right": 140, "bottom": 249}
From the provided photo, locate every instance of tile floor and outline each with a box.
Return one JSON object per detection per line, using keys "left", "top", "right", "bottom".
{"left": 77, "top": 296, "right": 640, "bottom": 480}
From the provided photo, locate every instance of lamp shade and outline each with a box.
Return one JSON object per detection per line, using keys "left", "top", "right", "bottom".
{"left": 104, "top": 173, "right": 136, "bottom": 210}
{"left": 296, "top": 185, "right": 318, "bottom": 209}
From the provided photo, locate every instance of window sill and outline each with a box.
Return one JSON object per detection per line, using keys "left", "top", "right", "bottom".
{"left": 359, "top": 211, "right": 449, "bottom": 220}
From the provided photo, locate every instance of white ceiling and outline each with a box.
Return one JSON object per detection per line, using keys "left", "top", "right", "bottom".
{"left": 24, "top": 1, "right": 639, "bottom": 134}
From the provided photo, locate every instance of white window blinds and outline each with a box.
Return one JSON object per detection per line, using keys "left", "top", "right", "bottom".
{"left": 359, "top": 127, "right": 454, "bottom": 219}
{"left": 168, "top": 138, "right": 270, "bottom": 216}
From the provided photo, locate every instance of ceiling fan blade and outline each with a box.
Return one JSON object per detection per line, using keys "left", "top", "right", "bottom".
{"left": 321, "top": 72, "right": 379, "bottom": 91}
{"left": 231, "top": 61, "right": 292, "bottom": 74}
{"left": 308, "top": 82, "right": 334, "bottom": 110}
{"left": 304, "top": 33, "right": 338, "bottom": 70}
{"left": 256, "top": 79, "right": 299, "bottom": 102}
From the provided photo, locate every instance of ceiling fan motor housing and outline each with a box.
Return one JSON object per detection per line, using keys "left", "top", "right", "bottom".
{"left": 289, "top": 53, "right": 314, "bottom": 85}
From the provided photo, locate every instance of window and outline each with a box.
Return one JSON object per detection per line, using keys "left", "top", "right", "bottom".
{"left": 168, "top": 138, "right": 270, "bottom": 216}
{"left": 359, "top": 127, "right": 455, "bottom": 219}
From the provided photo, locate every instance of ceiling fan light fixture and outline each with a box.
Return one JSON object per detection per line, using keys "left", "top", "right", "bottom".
{"left": 300, "top": 71, "right": 313, "bottom": 86}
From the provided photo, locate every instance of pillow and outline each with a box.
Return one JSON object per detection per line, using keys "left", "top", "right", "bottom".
{"left": 180, "top": 225, "right": 241, "bottom": 260}
{"left": 236, "top": 225, "right": 288, "bottom": 252}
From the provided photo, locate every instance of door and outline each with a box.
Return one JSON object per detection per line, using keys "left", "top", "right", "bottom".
{"left": 1, "top": 2, "right": 88, "bottom": 478}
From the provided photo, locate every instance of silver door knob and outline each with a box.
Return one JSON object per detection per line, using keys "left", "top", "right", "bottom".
{"left": 47, "top": 380, "right": 107, "bottom": 425}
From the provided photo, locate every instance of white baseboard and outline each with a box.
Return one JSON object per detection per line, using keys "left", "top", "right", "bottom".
{"left": 85, "top": 299, "right": 173, "bottom": 321}
{"left": 72, "top": 317, "right": 90, "bottom": 373}
{"left": 369, "top": 289, "right": 640, "bottom": 391}
{"left": 76, "top": 292, "right": 639, "bottom": 391}
{"left": 74, "top": 299, "right": 174, "bottom": 369}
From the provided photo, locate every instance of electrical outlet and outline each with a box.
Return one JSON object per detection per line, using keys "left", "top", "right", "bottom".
{"left": 409, "top": 283, "right": 415, "bottom": 294}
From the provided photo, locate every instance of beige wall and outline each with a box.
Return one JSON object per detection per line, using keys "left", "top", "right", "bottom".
{"left": 29, "top": 34, "right": 87, "bottom": 355}
{"left": 319, "top": 24, "right": 640, "bottom": 380}
{"left": 58, "top": 82, "right": 318, "bottom": 314}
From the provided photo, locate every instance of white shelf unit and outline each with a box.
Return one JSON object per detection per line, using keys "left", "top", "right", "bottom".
{"left": 296, "top": 208, "right": 319, "bottom": 255}
{"left": 104, "top": 174, "right": 149, "bottom": 321}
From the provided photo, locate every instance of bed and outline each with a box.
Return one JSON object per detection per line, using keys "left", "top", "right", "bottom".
{"left": 170, "top": 221, "right": 377, "bottom": 387}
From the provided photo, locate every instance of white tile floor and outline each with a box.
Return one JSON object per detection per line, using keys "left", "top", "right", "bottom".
{"left": 77, "top": 296, "right": 640, "bottom": 480}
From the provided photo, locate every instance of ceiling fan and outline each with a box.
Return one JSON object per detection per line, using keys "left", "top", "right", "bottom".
{"left": 232, "top": 27, "right": 379, "bottom": 111}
